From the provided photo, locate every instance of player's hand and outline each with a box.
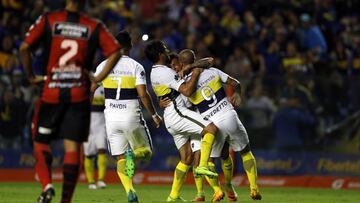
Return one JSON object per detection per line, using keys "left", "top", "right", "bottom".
{"left": 178, "top": 70, "right": 185, "bottom": 79}
{"left": 230, "top": 92, "right": 242, "bottom": 107}
{"left": 159, "top": 97, "right": 172, "bottom": 109}
{"left": 192, "top": 67, "right": 203, "bottom": 74}
{"left": 28, "top": 75, "right": 46, "bottom": 84}
{"left": 152, "top": 114, "right": 162, "bottom": 128}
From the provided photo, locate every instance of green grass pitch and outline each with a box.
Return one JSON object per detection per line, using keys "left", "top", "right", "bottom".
{"left": 0, "top": 182, "right": 359, "bottom": 203}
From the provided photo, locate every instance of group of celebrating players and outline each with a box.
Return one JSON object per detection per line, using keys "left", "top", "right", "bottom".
{"left": 19, "top": 0, "right": 262, "bottom": 202}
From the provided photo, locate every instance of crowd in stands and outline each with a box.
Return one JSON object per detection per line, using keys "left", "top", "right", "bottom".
{"left": 0, "top": 0, "right": 359, "bottom": 151}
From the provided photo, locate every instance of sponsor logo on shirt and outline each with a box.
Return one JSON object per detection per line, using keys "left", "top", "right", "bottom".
{"left": 53, "top": 22, "right": 89, "bottom": 39}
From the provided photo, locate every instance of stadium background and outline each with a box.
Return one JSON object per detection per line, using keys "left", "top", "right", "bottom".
{"left": 0, "top": 0, "right": 359, "bottom": 190}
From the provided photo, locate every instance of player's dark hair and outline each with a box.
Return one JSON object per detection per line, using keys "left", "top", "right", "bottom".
{"left": 115, "top": 31, "right": 132, "bottom": 51}
{"left": 144, "top": 40, "right": 166, "bottom": 63}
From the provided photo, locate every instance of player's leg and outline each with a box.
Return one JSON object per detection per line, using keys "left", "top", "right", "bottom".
{"left": 60, "top": 101, "right": 91, "bottom": 203}
{"left": 106, "top": 120, "right": 137, "bottom": 202}
{"left": 167, "top": 139, "right": 192, "bottom": 201}
{"left": 96, "top": 149, "right": 107, "bottom": 188}
{"left": 176, "top": 109, "right": 218, "bottom": 177}
{"left": 93, "top": 113, "right": 108, "bottom": 188}
{"left": 84, "top": 155, "right": 96, "bottom": 189}
{"left": 205, "top": 133, "right": 225, "bottom": 202}
{"left": 192, "top": 150, "right": 205, "bottom": 202}
{"left": 198, "top": 123, "right": 217, "bottom": 168}
{"left": 240, "top": 145, "right": 261, "bottom": 200}
{"left": 227, "top": 112, "right": 261, "bottom": 200}
{"left": 220, "top": 142, "right": 237, "bottom": 202}
{"left": 61, "top": 139, "right": 82, "bottom": 203}
{"left": 125, "top": 115, "right": 153, "bottom": 178}
{"left": 83, "top": 135, "right": 96, "bottom": 189}
{"left": 33, "top": 101, "right": 57, "bottom": 203}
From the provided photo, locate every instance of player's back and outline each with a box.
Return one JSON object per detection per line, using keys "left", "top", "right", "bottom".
{"left": 97, "top": 56, "right": 144, "bottom": 121}
{"left": 25, "top": 10, "right": 119, "bottom": 104}
{"left": 187, "top": 68, "right": 233, "bottom": 119}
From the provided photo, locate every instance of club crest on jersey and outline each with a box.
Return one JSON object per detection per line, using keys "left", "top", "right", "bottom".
{"left": 53, "top": 22, "right": 90, "bottom": 39}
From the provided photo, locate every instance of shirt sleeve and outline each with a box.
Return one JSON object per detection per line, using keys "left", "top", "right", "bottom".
{"left": 97, "top": 22, "right": 121, "bottom": 57}
{"left": 135, "top": 63, "right": 146, "bottom": 86}
{"left": 24, "top": 14, "right": 46, "bottom": 47}
{"left": 211, "top": 68, "right": 229, "bottom": 83}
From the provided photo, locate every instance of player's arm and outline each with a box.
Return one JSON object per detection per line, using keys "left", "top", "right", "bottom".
{"left": 136, "top": 85, "right": 162, "bottom": 128}
{"left": 19, "top": 15, "right": 47, "bottom": 84}
{"left": 93, "top": 51, "right": 121, "bottom": 83}
{"left": 225, "top": 76, "right": 242, "bottom": 107}
{"left": 179, "top": 57, "right": 214, "bottom": 78}
{"left": 177, "top": 68, "right": 202, "bottom": 97}
{"left": 90, "top": 81, "right": 100, "bottom": 103}
{"left": 93, "top": 22, "right": 122, "bottom": 83}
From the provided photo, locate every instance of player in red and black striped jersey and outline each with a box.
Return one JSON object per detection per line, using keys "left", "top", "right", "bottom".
{"left": 19, "top": 1, "right": 121, "bottom": 203}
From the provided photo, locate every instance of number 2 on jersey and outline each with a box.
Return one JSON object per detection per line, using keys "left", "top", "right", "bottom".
{"left": 59, "top": 39, "right": 78, "bottom": 66}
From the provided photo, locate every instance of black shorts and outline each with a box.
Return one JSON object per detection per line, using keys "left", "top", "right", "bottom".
{"left": 33, "top": 100, "right": 91, "bottom": 144}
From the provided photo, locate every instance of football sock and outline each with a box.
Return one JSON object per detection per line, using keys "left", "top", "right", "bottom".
{"left": 134, "top": 147, "right": 152, "bottom": 160}
{"left": 169, "top": 162, "right": 190, "bottom": 199}
{"left": 241, "top": 151, "right": 258, "bottom": 190}
{"left": 61, "top": 151, "right": 80, "bottom": 203}
{"left": 221, "top": 156, "right": 234, "bottom": 185}
{"left": 34, "top": 142, "right": 52, "bottom": 191}
{"left": 97, "top": 153, "right": 107, "bottom": 181}
{"left": 199, "top": 133, "right": 215, "bottom": 167}
{"left": 205, "top": 162, "right": 221, "bottom": 193}
{"left": 84, "top": 156, "right": 95, "bottom": 184}
{"left": 193, "top": 167, "right": 204, "bottom": 195}
{"left": 117, "top": 159, "right": 135, "bottom": 193}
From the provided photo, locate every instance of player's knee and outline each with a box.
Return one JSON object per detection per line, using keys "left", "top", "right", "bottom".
{"left": 181, "top": 152, "right": 194, "bottom": 165}
{"left": 203, "top": 123, "right": 218, "bottom": 135}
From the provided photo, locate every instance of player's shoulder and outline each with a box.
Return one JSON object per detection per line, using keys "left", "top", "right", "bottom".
{"left": 79, "top": 12, "right": 103, "bottom": 26}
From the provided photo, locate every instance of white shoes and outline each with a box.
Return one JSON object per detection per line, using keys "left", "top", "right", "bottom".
{"left": 88, "top": 183, "right": 97, "bottom": 189}
{"left": 97, "top": 180, "right": 106, "bottom": 189}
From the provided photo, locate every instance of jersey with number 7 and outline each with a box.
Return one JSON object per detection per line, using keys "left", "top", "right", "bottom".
{"left": 24, "top": 10, "right": 120, "bottom": 103}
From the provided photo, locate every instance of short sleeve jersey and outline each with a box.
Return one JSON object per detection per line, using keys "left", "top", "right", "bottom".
{"left": 95, "top": 56, "right": 145, "bottom": 116}
{"left": 24, "top": 10, "right": 120, "bottom": 103}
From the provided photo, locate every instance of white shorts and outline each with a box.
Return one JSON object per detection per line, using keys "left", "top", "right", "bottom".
{"left": 165, "top": 106, "right": 210, "bottom": 150}
{"left": 210, "top": 110, "right": 249, "bottom": 157}
{"left": 83, "top": 112, "right": 107, "bottom": 156}
{"left": 105, "top": 114, "right": 152, "bottom": 156}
